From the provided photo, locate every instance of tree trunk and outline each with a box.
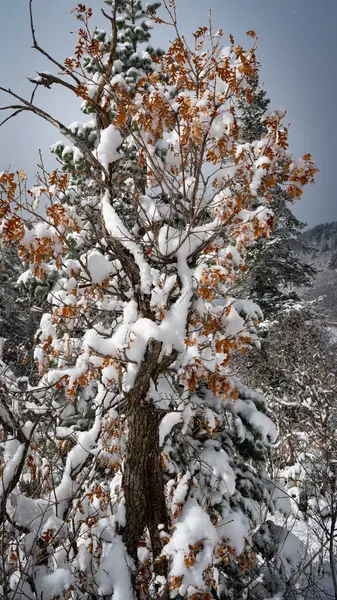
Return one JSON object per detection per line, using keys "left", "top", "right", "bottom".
{"left": 122, "top": 404, "right": 168, "bottom": 572}
{"left": 122, "top": 338, "right": 168, "bottom": 576}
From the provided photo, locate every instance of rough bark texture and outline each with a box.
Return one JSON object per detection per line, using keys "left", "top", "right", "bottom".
{"left": 122, "top": 405, "right": 168, "bottom": 563}
{"left": 122, "top": 339, "right": 168, "bottom": 576}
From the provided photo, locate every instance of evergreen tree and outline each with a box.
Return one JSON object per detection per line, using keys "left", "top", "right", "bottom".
{"left": 236, "top": 75, "right": 315, "bottom": 318}
{"left": 235, "top": 76, "right": 336, "bottom": 597}
{"left": 0, "top": 242, "right": 39, "bottom": 377}
{"left": 238, "top": 71, "right": 270, "bottom": 143}
{"left": 0, "top": 5, "right": 316, "bottom": 598}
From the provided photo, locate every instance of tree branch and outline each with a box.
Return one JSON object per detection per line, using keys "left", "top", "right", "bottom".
{"left": 93, "top": 2, "right": 118, "bottom": 126}
{"left": 29, "top": 0, "right": 82, "bottom": 86}
{"left": 0, "top": 87, "right": 107, "bottom": 177}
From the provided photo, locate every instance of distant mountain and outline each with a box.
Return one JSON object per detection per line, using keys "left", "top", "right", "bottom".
{"left": 301, "top": 222, "right": 337, "bottom": 321}
{"left": 304, "top": 221, "right": 337, "bottom": 261}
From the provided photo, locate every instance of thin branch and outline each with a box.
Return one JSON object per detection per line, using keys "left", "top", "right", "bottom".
{"left": 27, "top": 71, "right": 111, "bottom": 125}
{"left": 29, "top": 0, "right": 82, "bottom": 86}
{"left": 29, "top": 82, "right": 39, "bottom": 105}
{"left": 0, "top": 109, "right": 25, "bottom": 128}
{"left": 92, "top": 2, "right": 118, "bottom": 126}
{"left": 0, "top": 415, "right": 41, "bottom": 527}
{"left": 0, "top": 87, "right": 108, "bottom": 177}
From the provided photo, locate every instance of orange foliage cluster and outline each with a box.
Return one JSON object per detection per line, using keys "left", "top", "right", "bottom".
{"left": 67, "top": 4, "right": 102, "bottom": 72}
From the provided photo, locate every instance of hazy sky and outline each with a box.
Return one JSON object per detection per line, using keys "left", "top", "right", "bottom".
{"left": 0, "top": 0, "right": 336, "bottom": 228}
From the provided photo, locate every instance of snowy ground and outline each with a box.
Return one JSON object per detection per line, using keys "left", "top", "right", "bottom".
{"left": 270, "top": 511, "right": 336, "bottom": 599}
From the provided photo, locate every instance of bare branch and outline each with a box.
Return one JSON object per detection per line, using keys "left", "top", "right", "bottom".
{"left": 0, "top": 109, "right": 25, "bottom": 128}
{"left": 27, "top": 71, "right": 112, "bottom": 126}
{"left": 0, "top": 415, "right": 41, "bottom": 527}
{"left": 0, "top": 86, "right": 108, "bottom": 177}
{"left": 93, "top": 2, "right": 118, "bottom": 126}
{"left": 29, "top": 0, "right": 82, "bottom": 86}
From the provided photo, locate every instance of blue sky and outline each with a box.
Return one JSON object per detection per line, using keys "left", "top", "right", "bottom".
{"left": 1, "top": 0, "right": 336, "bottom": 227}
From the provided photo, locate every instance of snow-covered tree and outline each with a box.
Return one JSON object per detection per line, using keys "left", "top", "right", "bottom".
{"left": 0, "top": 242, "right": 40, "bottom": 377}
{"left": 238, "top": 71, "right": 270, "bottom": 144}
{"left": 236, "top": 74, "right": 315, "bottom": 318}
{"left": 0, "top": 3, "right": 316, "bottom": 598}
{"left": 237, "top": 305, "right": 337, "bottom": 597}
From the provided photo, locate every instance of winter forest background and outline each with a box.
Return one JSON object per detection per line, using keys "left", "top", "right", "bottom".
{"left": 0, "top": 1, "right": 336, "bottom": 599}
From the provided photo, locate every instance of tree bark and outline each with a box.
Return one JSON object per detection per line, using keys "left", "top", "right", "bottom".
{"left": 122, "top": 339, "right": 168, "bottom": 576}
{"left": 122, "top": 405, "right": 167, "bottom": 565}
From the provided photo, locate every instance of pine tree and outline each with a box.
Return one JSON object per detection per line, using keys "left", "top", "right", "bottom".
{"left": 238, "top": 71, "right": 270, "bottom": 143}
{"left": 236, "top": 74, "right": 315, "bottom": 318}
{"left": 235, "top": 76, "right": 337, "bottom": 597}
{"left": 0, "top": 4, "right": 316, "bottom": 598}
{"left": 50, "top": 0, "right": 163, "bottom": 208}
{"left": 0, "top": 242, "right": 39, "bottom": 377}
